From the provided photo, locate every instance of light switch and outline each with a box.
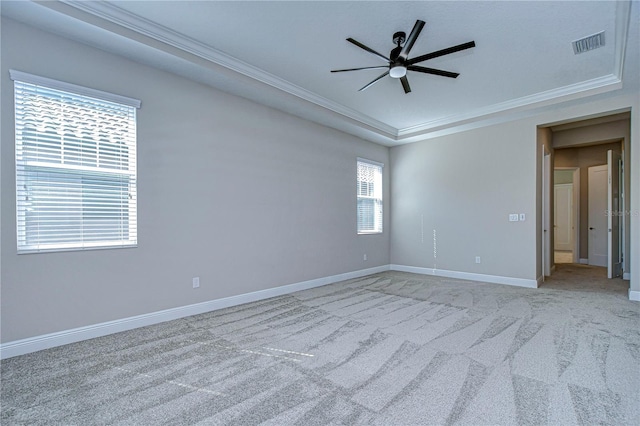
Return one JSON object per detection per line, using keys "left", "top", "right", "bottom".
{"left": 519, "top": 213, "right": 526, "bottom": 221}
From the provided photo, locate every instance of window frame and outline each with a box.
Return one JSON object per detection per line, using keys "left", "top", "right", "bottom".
{"left": 356, "top": 157, "right": 384, "bottom": 235}
{"left": 10, "top": 70, "right": 141, "bottom": 254}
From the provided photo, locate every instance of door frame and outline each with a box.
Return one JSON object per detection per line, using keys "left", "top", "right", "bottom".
{"left": 535, "top": 108, "right": 636, "bottom": 299}
{"left": 607, "top": 150, "right": 623, "bottom": 278}
{"left": 542, "top": 145, "right": 551, "bottom": 279}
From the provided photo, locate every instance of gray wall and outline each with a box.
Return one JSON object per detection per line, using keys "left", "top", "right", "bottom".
{"left": 0, "top": 18, "right": 389, "bottom": 342}
{"left": 3, "top": 15, "right": 639, "bottom": 346}
{"left": 390, "top": 105, "right": 638, "bottom": 290}
{"left": 553, "top": 118, "right": 630, "bottom": 148}
{"left": 390, "top": 121, "right": 537, "bottom": 280}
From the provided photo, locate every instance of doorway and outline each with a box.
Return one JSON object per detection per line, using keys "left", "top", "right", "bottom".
{"left": 554, "top": 183, "right": 573, "bottom": 253}
{"left": 538, "top": 111, "right": 630, "bottom": 287}
{"left": 553, "top": 145, "right": 623, "bottom": 277}
{"left": 554, "top": 167, "right": 579, "bottom": 264}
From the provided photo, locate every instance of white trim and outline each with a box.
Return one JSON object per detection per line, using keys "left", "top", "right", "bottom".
{"left": 389, "top": 264, "right": 538, "bottom": 289}
{"left": 59, "top": 0, "right": 394, "bottom": 138}
{"left": 613, "top": 0, "right": 632, "bottom": 79}
{"left": 3, "top": 262, "right": 633, "bottom": 359}
{"left": 0, "top": 265, "right": 389, "bottom": 359}
{"left": 397, "top": 75, "right": 622, "bottom": 139}
{"left": 57, "top": 0, "right": 629, "bottom": 142}
{"left": 623, "top": 272, "right": 630, "bottom": 280}
{"left": 579, "top": 258, "right": 589, "bottom": 264}
{"left": 9, "top": 69, "right": 141, "bottom": 108}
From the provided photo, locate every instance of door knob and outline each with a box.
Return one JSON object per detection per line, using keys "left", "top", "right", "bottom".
{"left": 589, "top": 227, "right": 595, "bottom": 230}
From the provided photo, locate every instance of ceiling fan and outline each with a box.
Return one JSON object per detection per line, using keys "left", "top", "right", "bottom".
{"left": 331, "top": 20, "right": 475, "bottom": 94}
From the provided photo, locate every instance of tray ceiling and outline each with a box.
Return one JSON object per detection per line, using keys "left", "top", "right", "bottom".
{"left": 2, "top": 1, "right": 637, "bottom": 146}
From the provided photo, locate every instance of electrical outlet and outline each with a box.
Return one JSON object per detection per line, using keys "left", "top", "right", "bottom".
{"left": 475, "top": 256, "right": 481, "bottom": 264}
{"left": 192, "top": 277, "right": 200, "bottom": 288}
{"left": 509, "top": 214, "right": 519, "bottom": 222}
{"left": 363, "top": 254, "right": 367, "bottom": 261}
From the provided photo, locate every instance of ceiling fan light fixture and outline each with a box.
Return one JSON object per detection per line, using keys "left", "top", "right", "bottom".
{"left": 389, "top": 65, "right": 407, "bottom": 78}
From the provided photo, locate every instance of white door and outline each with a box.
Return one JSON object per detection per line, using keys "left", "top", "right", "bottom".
{"left": 554, "top": 183, "right": 573, "bottom": 251}
{"left": 588, "top": 165, "right": 608, "bottom": 267}
{"left": 608, "top": 150, "right": 622, "bottom": 278}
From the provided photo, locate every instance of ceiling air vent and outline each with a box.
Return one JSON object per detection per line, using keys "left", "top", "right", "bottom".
{"left": 572, "top": 31, "right": 605, "bottom": 54}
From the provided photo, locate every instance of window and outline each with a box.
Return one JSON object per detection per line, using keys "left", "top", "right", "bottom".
{"left": 357, "top": 158, "right": 383, "bottom": 234}
{"left": 11, "top": 70, "right": 140, "bottom": 253}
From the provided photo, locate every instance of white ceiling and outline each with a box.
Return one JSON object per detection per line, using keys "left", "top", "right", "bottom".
{"left": 2, "top": 1, "right": 638, "bottom": 146}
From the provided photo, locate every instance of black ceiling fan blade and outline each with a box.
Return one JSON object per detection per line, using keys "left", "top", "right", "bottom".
{"left": 400, "top": 76, "right": 411, "bottom": 93}
{"left": 347, "top": 38, "right": 391, "bottom": 63}
{"left": 406, "top": 41, "right": 476, "bottom": 66}
{"left": 408, "top": 65, "right": 459, "bottom": 78}
{"left": 331, "top": 65, "right": 389, "bottom": 73}
{"left": 359, "top": 71, "right": 390, "bottom": 91}
{"left": 399, "top": 20, "right": 425, "bottom": 60}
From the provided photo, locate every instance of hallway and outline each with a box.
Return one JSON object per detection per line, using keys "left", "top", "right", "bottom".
{"left": 542, "top": 263, "right": 629, "bottom": 297}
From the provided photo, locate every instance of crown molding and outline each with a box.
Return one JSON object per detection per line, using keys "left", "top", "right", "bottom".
{"left": 60, "top": 0, "right": 397, "bottom": 139}
{"left": 397, "top": 74, "right": 622, "bottom": 140}
{"left": 397, "top": 0, "right": 630, "bottom": 141}
{"left": 613, "top": 1, "right": 632, "bottom": 79}
{"left": 55, "top": 0, "right": 631, "bottom": 144}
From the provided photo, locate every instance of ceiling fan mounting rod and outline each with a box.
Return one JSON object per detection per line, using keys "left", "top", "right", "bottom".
{"left": 393, "top": 31, "right": 406, "bottom": 47}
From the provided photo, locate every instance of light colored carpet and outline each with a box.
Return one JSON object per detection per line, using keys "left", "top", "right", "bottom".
{"left": 2, "top": 266, "right": 638, "bottom": 425}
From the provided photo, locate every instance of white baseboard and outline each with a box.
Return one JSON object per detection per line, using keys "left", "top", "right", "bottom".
{"left": 623, "top": 272, "right": 630, "bottom": 280}
{"left": 9, "top": 262, "right": 627, "bottom": 358}
{"left": 629, "top": 290, "right": 640, "bottom": 302}
{"left": 579, "top": 258, "right": 589, "bottom": 264}
{"left": 389, "top": 264, "right": 538, "bottom": 288}
{"left": 0, "top": 265, "right": 390, "bottom": 359}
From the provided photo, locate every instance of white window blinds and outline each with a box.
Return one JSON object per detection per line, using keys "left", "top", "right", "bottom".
{"left": 11, "top": 70, "right": 140, "bottom": 253}
{"left": 357, "top": 158, "right": 383, "bottom": 234}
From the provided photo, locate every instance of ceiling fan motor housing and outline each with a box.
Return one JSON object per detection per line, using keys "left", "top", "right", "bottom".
{"left": 390, "top": 47, "right": 403, "bottom": 62}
